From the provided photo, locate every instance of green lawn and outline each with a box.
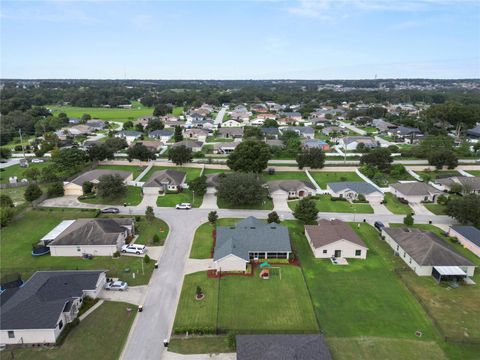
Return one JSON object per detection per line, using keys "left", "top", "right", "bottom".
{"left": 144, "top": 166, "right": 202, "bottom": 183}
{"left": 172, "top": 106, "right": 184, "bottom": 116}
{"left": 0, "top": 184, "right": 49, "bottom": 206}
{"left": 423, "top": 203, "right": 448, "bottom": 215}
{"left": 206, "top": 136, "right": 234, "bottom": 143}
{"left": 286, "top": 220, "right": 438, "bottom": 339}
{"left": 0, "top": 162, "right": 50, "bottom": 184}
{"left": 156, "top": 189, "right": 203, "bottom": 208}
{"left": 169, "top": 336, "right": 233, "bottom": 355}
{"left": 190, "top": 218, "right": 238, "bottom": 259}
{"left": 202, "top": 168, "right": 231, "bottom": 176}
{"left": 383, "top": 193, "right": 414, "bottom": 215}
{"left": 79, "top": 186, "right": 143, "bottom": 206}
{"left": 217, "top": 197, "right": 274, "bottom": 210}
{"left": 415, "top": 170, "right": 462, "bottom": 181}
{"left": 465, "top": 170, "right": 480, "bottom": 176}
{"left": 47, "top": 103, "right": 153, "bottom": 122}
{"left": 9, "top": 302, "right": 137, "bottom": 360}
{"left": 289, "top": 195, "right": 374, "bottom": 214}
{"left": 0, "top": 208, "right": 153, "bottom": 285}
{"left": 173, "top": 266, "right": 319, "bottom": 334}
{"left": 96, "top": 164, "right": 146, "bottom": 180}
{"left": 262, "top": 171, "right": 309, "bottom": 182}
{"left": 309, "top": 171, "right": 363, "bottom": 189}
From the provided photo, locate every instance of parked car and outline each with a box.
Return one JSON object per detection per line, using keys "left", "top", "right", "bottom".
{"left": 374, "top": 221, "right": 385, "bottom": 232}
{"left": 31, "top": 158, "right": 44, "bottom": 163}
{"left": 105, "top": 280, "right": 128, "bottom": 291}
{"left": 176, "top": 203, "right": 192, "bottom": 210}
{"left": 101, "top": 207, "right": 120, "bottom": 214}
{"left": 121, "top": 244, "right": 146, "bottom": 255}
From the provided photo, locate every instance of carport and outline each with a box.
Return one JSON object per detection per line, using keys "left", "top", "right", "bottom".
{"left": 432, "top": 266, "right": 467, "bottom": 284}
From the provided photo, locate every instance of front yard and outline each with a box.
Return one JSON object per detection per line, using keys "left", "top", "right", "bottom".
{"left": 217, "top": 197, "right": 274, "bottom": 210}
{"left": 156, "top": 189, "right": 203, "bottom": 208}
{"left": 423, "top": 203, "right": 448, "bottom": 215}
{"left": 0, "top": 208, "right": 154, "bottom": 286}
{"left": 79, "top": 186, "right": 143, "bottom": 206}
{"left": 288, "top": 195, "right": 374, "bottom": 214}
{"left": 189, "top": 218, "right": 238, "bottom": 259}
{"left": 308, "top": 171, "right": 363, "bottom": 189}
{"left": 383, "top": 193, "right": 414, "bottom": 215}
{"left": 9, "top": 301, "right": 137, "bottom": 360}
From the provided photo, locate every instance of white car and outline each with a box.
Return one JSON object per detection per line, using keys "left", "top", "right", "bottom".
{"left": 176, "top": 203, "right": 192, "bottom": 210}
{"left": 31, "top": 158, "right": 44, "bottom": 163}
{"left": 105, "top": 280, "right": 128, "bottom": 291}
{"left": 121, "top": 244, "right": 146, "bottom": 255}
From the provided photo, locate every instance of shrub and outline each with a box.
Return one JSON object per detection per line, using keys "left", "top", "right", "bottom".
{"left": 227, "top": 332, "right": 237, "bottom": 350}
{"left": 144, "top": 254, "right": 151, "bottom": 264}
{"left": 267, "top": 211, "right": 280, "bottom": 223}
{"left": 47, "top": 182, "right": 64, "bottom": 198}
{"left": 56, "top": 318, "right": 80, "bottom": 345}
{"left": 196, "top": 286, "right": 203, "bottom": 297}
{"left": 113, "top": 251, "right": 120, "bottom": 258}
{"left": 0, "top": 207, "right": 15, "bottom": 227}
{"left": 82, "top": 181, "right": 94, "bottom": 194}
{"left": 24, "top": 183, "right": 43, "bottom": 202}
{"left": 357, "top": 194, "right": 366, "bottom": 202}
{"left": 0, "top": 194, "right": 14, "bottom": 208}
{"left": 153, "top": 234, "right": 160, "bottom": 243}
{"left": 404, "top": 213, "right": 414, "bottom": 226}
{"left": 135, "top": 215, "right": 141, "bottom": 222}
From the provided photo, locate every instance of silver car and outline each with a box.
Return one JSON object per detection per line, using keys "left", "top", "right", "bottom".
{"left": 105, "top": 280, "right": 128, "bottom": 291}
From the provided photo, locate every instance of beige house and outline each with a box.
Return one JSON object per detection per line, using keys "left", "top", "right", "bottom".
{"left": 0, "top": 271, "right": 106, "bottom": 346}
{"left": 327, "top": 182, "right": 383, "bottom": 204}
{"left": 305, "top": 220, "right": 368, "bottom": 259}
{"left": 64, "top": 169, "right": 133, "bottom": 196}
{"left": 389, "top": 181, "right": 442, "bottom": 203}
{"left": 172, "top": 140, "right": 203, "bottom": 152}
{"left": 266, "top": 180, "right": 316, "bottom": 200}
{"left": 435, "top": 176, "right": 480, "bottom": 194}
{"left": 142, "top": 169, "right": 186, "bottom": 195}
{"left": 448, "top": 226, "right": 480, "bottom": 258}
{"left": 184, "top": 128, "right": 209, "bottom": 142}
{"left": 44, "top": 218, "right": 134, "bottom": 257}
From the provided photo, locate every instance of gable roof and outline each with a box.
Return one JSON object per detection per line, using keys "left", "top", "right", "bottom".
{"left": 328, "top": 181, "right": 380, "bottom": 195}
{"left": 172, "top": 140, "right": 203, "bottom": 149}
{"left": 305, "top": 219, "right": 367, "bottom": 249}
{"left": 450, "top": 226, "right": 480, "bottom": 248}
{"left": 149, "top": 130, "right": 174, "bottom": 137}
{"left": 260, "top": 127, "right": 280, "bottom": 135}
{"left": 383, "top": 227, "right": 475, "bottom": 267}
{"left": 48, "top": 218, "right": 133, "bottom": 246}
{"left": 341, "top": 136, "right": 376, "bottom": 146}
{"left": 214, "top": 217, "right": 291, "bottom": 262}
{"left": 267, "top": 180, "right": 315, "bottom": 194}
{"left": 1, "top": 271, "right": 104, "bottom": 330}
{"left": 69, "top": 169, "right": 132, "bottom": 186}
{"left": 117, "top": 130, "right": 142, "bottom": 137}
{"left": 236, "top": 334, "right": 332, "bottom": 360}
{"left": 142, "top": 169, "right": 186, "bottom": 188}
{"left": 436, "top": 176, "right": 480, "bottom": 191}
{"left": 390, "top": 182, "right": 442, "bottom": 196}
{"left": 218, "top": 127, "right": 244, "bottom": 136}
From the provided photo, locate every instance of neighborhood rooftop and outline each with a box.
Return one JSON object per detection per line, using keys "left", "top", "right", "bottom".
{"left": 328, "top": 181, "right": 379, "bottom": 195}
{"left": 70, "top": 169, "right": 132, "bottom": 186}
{"left": 305, "top": 219, "right": 367, "bottom": 248}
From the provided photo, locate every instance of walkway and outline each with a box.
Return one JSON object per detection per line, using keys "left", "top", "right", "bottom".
{"left": 200, "top": 187, "right": 218, "bottom": 209}
{"left": 214, "top": 107, "right": 227, "bottom": 125}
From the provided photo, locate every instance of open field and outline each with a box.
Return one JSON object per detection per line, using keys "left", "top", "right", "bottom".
{"left": 289, "top": 195, "right": 374, "bottom": 213}
{"left": 0, "top": 208, "right": 154, "bottom": 285}
{"left": 262, "top": 170, "right": 309, "bottom": 182}
{"left": 0, "top": 184, "right": 49, "bottom": 206}
{"left": 96, "top": 164, "right": 146, "bottom": 180}
{"left": 0, "top": 162, "right": 50, "bottom": 184}
{"left": 190, "top": 218, "right": 238, "bottom": 259}
{"left": 309, "top": 171, "right": 363, "bottom": 189}
{"left": 156, "top": 189, "right": 203, "bottom": 208}
{"left": 144, "top": 166, "right": 202, "bottom": 182}
{"left": 79, "top": 186, "right": 143, "bottom": 206}
{"left": 383, "top": 193, "right": 414, "bottom": 215}
{"left": 217, "top": 197, "right": 274, "bottom": 210}
{"left": 9, "top": 302, "right": 137, "bottom": 360}
{"left": 47, "top": 103, "right": 153, "bottom": 122}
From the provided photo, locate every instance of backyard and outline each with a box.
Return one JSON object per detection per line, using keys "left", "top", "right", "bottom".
{"left": 383, "top": 193, "right": 414, "bottom": 215}
{"left": 262, "top": 170, "right": 309, "bottom": 182}
{"left": 217, "top": 197, "right": 274, "bottom": 210}
{"left": 156, "top": 189, "right": 203, "bottom": 208}
{"left": 47, "top": 102, "right": 153, "bottom": 122}
{"left": 308, "top": 171, "right": 363, "bottom": 189}
{"left": 415, "top": 170, "right": 462, "bottom": 181}
{"left": 189, "top": 218, "right": 239, "bottom": 259}
{"left": 96, "top": 164, "right": 146, "bottom": 180}
{"left": 144, "top": 166, "right": 202, "bottom": 183}
{"left": 9, "top": 301, "right": 137, "bottom": 360}
{"left": 79, "top": 186, "right": 143, "bottom": 206}
{"left": 0, "top": 162, "right": 51, "bottom": 184}
{"left": 288, "top": 195, "right": 374, "bottom": 214}
{"left": 0, "top": 208, "right": 154, "bottom": 286}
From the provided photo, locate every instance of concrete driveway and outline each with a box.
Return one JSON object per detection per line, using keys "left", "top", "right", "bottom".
{"left": 272, "top": 194, "right": 290, "bottom": 212}
{"left": 164, "top": 352, "right": 236, "bottom": 360}
{"left": 139, "top": 193, "right": 158, "bottom": 208}
{"left": 100, "top": 285, "right": 147, "bottom": 306}
{"left": 410, "top": 202, "right": 434, "bottom": 216}
{"left": 371, "top": 201, "right": 392, "bottom": 215}
{"left": 41, "top": 196, "right": 101, "bottom": 208}
{"left": 200, "top": 187, "right": 218, "bottom": 209}
{"left": 184, "top": 259, "right": 214, "bottom": 275}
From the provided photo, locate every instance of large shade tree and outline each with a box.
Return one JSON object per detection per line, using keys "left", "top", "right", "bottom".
{"left": 227, "top": 140, "right": 271, "bottom": 173}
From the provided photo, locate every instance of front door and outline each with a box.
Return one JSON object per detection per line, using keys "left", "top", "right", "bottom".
{"left": 334, "top": 250, "right": 342, "bottom": 258}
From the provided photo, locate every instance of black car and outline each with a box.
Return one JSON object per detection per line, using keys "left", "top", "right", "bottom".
{"left": 374, "top": 221, "right": 385, "bottom": 232}
{"left": 101, "top": 207, "right": 120, "bottom": 214}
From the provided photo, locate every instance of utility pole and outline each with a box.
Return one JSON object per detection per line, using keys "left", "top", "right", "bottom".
{"left": 18, "top": 129, "right": 26, "bottom": 160}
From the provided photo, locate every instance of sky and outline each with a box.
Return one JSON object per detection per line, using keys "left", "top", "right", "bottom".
{"left": 1, "top": 0, "right": 479, "bottom": 79}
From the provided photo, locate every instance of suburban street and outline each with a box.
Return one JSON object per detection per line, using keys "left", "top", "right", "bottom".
{"left": 214, "top": 106, "right": 227, "bottom": 125}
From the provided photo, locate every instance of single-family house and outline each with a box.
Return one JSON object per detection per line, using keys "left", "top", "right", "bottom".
{"left": 264, "top": 139, "right": 285, "bottom": 148}
{"left": 190, "top": 119, "right": 215, "bottom": 130}
{"left": 338, "top": 136, "right": 377, "bottom": 151}
{"left": 213, "top": 142, "right": 241, "bottom": 154}
{"left": 435, "top": 176, "right": 480, "bottom": 194}
{"left": 266, "top": 180, "right": 316, "bottom": 199}
{"left": 206, "top": 172, "right": 226, "bottom": 189}
{"left": 260, "top": 127, "right": 280, "bottom": 139}
{"left": 230, "top": 110, "right": 251, "bottom": 122}
{"left": 142, "top": 169, "right": 186, "bottom": 194}
{"left": 149, "top": 130, "right": 174, "bottom": 143}
{"left": 172, "top": 140, "right": 203, "bottom": 152}
{"left": 213, "top": 217, "right": 292, "bottom": 272}
{"left": 302, "top": 139, "right": 330, "bottom": 151}
{"left": 279, "top": 126, "right": 315, "bottom": 139}
{"left": 327, "top": 182, "right": 383, "bottom": 203}
{"left": 372, "top": 119, "right": 396, "bottom": 132}
{"left": 218, "top": 127, "right": 244, "bottom": 139}
{"left": 382, "top": 227, "right": 475, "bottom": 280}
{"left": 137, "top": 116, "right": 154, "bottom": 128}
{"left": 44, "top": 218, "right": 134, "bottom": 257}
{"left": 249, "top": 118, "right": 265, "bottom": 126}
{"left": 256, "top": 113, "right": 277, "bottom": 120}
{"left": 279, "top": 112, "right": 302, "bottom": 122}
{"left": 115, "top": 130, "right": 142, "bottom": 145}
{"left": 136, "top": 140, "right": 163, "bottom": 152}
{"left": 68, "top": 118, "right": 81, "bottom": 125}
{"left": 184, "top": 128, "right": 209, "bottom": 142}
{"left": 64, "top": 170, "right": 133, "bottom": 196}
{"left": 251, "top": 104, "right": 268, "bottom": 113}
{"left": 467, "top": 125, "right": 480, "bottom": 138}
{"left": 388, "top": 126, "right": 423, "bottom": 143}
{"left": 448, "top": 226, "right": 480, "bottom": 258}
{"left": 389, "top": 182, "right": 442, "bottom": 203}
{"left": 305, "top": 219, "right": 368, "bottom": 259}
{"left": 86, "top": 119, "right": 106, "bottom": 130}
{"left": 0, "top": 271, "right": 106, "bottom": 346}
{"left": 223, "top": 119, "right": 244, "bottom": 127}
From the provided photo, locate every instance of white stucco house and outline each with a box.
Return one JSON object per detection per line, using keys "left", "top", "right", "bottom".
{"left": 115, "top": 130, "right": 142, "bottom": 145}
{"left": 266, "top": 180, "right": 316, "bottom": 200}
{"left": 327, "top": 182, "right": 383, "bottom": 203}
{"left": 389, "top": 181, "right": 442, "bottom": 203}
{"left": 222, "top": 119, "right": 243, "bottom": 127}
{"left": 338, "top": 136, "right": 377, "bottom": 151}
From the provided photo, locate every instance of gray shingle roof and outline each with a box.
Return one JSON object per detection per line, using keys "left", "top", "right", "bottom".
{"left": 214, "top": 217, "right": 291, "bottom": 261}
{"left": 70, "top": 169, "right": 132, "bottom": 186}
{"left": 328, "top": 181, "right": 380, "bottom": 195}
{"left": 390, "top": 182, "right": 442, "bottom": 196}
{"left": 305, "top": 220, "right": 367, "bottom": 249}
{"left": 143, "top": 170, "right": 186, "bottom": 188}
{"left": 1, "top": 271, "right": 104, "bottom": 330}
{"left": 436, "top": 176, "right": 480, "bottom": 191}
{"left": 236, "top": 334, "right": 332, "bottom": 360}
{"left": 450, "top": 226, "right": 480, "bottom": 248}
{"left": 267, "top": 180, "right": 315, "bottom": 194}
{"left": 149, "top": 130, "right": 174, "bottom": 138}
{"left": 341, "top": 136, "right": 376, "bottom": 146}
{"left": 118, "top": 130, "right": 142, "bottom": 137}
{"left": 260, "top": 127, "right": 280, "bottom": 135}
{"left": 172, "top": 140, "right": 203, "bottom": 149}
{"left": 383, "top": 227, "right": 474, "bottom": 267}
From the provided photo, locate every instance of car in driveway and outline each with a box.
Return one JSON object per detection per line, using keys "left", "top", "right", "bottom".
{"left": 101, "top": 207, "right": 120, "bottom": 214}
{"left": 122, "top": 244, "right": 146, "bottom": 255}
{"left": 105, "top": 280, "right": 128, "bottom": 291}
{"left": 374, "top": 221, "right": 385, "bottom": 232}
{"left": 176, "top": 203, "right": 192, "bottom": 210}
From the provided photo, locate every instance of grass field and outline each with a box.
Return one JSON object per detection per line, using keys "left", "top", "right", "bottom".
{"left": 173, "top": 266, "right": 319, "bottom": 333}
{"left": 309, "top": 171, "right": 363, "bottom": 189}
{"left": 144, "top": 166, "right": 202, "bottom": 182}
{"left": 0, "top": 208, "right": 153, "bottom": 285}
{"left": 423, "top": 203, "right": 448, "bottom": 215}
{"left": 96, "top": 164, "right": 146, "bottom": 180}
{"left": 9, "top": 302, "right": 137, "bottom": 360}
{"left": 156, "top": 189, "right": 203, "bottom": 208}
{"left": 262, "top": 171, "right": 309, "bottom": 182}
{"left": 0, "top": 162, "right": 50, "bottom": 184}
{"left": 383, "top": 193, "right": 414, "bottom": 215}
{"left": 47, "top": 103, "right": 153, "bottom": 122}
{"left": 202, "top": 168, "right": 231, "bottom": 176}
{"left": 0, "top": 184, "right": 49, "bottom": 206}
{"left": 79, "top": 186, "right": 143, "bottom": 206}
{"left": 289, "top": 195, "right": 374, "bottom": 213}
{"left": 190, "top": 218, "right": 238, "bottom": 259}
{"left": 172, "top": 106, "right": 184, "bottom": 116}
{"left": 169, "top": 336, "right": 233, "bottom": 355}
{"left": 217, "top": 197, "right": 274, "bottom": 210}
{"left": 465, "top": 170, "right": 480, "bottom": 176}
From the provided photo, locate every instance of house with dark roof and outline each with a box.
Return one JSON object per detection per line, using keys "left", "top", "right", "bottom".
{"left": 142, "top": 170, "right": 186, "bottom": 194}
{"left": 115, "top": 130, "right": 142, "bottom": 145}
{"left": 467, "top": 125, "right": 480, "bottom": 138}
{"left": 327, "top": 182, "right": 383, "bottom": 203}
{"left": 213, "top": 217, "right": 292, "bottom": 272}
{"left": 86, "top": 119, "right": 106, "bottom": 130}
{"left": 435, "top": 176, "right": 480, "bottom": 194}
{"left": 266, "top": 180, "right": 316, "bottom": 199}
{"left": 218, "top": 127, "right": 244, "bottom": 139}
{"left": 44, "top": 218, "right": 134, "bottom": 257}
{"left": 388, "top": 125, "right": 423, "bottom": 143}
{"left": 302, "top": 139, "right": 330, "bottom": 151}
{"left": 64, "top": 169, "right": 133, "bottom": 196}
{"left": 0, "top": 271, "right": 106, "bottom": 345}
{"left": 149, "top": 129, "right": 174, "bottom": 143}
{"left": 236, "top": 334, "right": 332, "bottom": 360}
{"left": 172, "top": 140, "right": 203, "bottom": 152}
{"left": 338, "top": 136, "right": 377, "bottom": 151}
{"left": 213, "top": 142, "right": 241, "bottom": 154}
{"left": 305, "top": 220, "right": 368, "bottom": 259}
{"left": 448, "top": 226, "right": 480, "bottom": 258}
{"left": 382, "top": 227, "right": 475, "bottom": 279}
{"left": 260, "top": 127, "right": 280, "bottom": 139}
{"left": 279, "top": 126, "right": 315, "bottom": 139}
{"left": 389, "top": 181, "right": 442, "bottom": 203}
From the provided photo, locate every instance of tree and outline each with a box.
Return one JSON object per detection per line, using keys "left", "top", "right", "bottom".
{"left": 217, "top": 173, "right": 267, "bottom": 206}
{"left": 415, "top": 135, "right": 454, "bottom": 158}
{"left": 153, "top": 104, "right": 170, "bottom": 116}
{"left": 47, "top": 182, "right": 64, "bottom": 198}
{"left": 105, "top": 137, "right": 128, "bottom": 152}
{"left": 168, "top": 145, "right": 192, "bottom": 166}
{"left": 243, "top": 127, "right": 263, "bottom": 139}
{"left": 0, "top": 194, "right": 14, "bottom": 208}
{"left": 123, "top": 121, "right": 134, "bottom": 130}
{"left": 0, "top": 207, "right": 15, "bottom": 227}
{"left": 88, "top": 143, "right": 114, "bottom": 161}
{"left": 0, "top": 147, "right": 12, "bottom": 159}
{"left": 135, "top": 123, "right": 144, "bottom": 133}
{"left": 51, "top": 148, "right": 88, "bottom": 177}
{"left": 81, "top": 113, "right": 91, "bottom": 122}
{"left": 267, "top": 211, "right": 280, "bottom": 223}
{"left": 263, "top": 119, "right": 278, "bottom": 128}
{"left": 446, "top": 194, "right": 480, "bottom": 227}
{"left": 208, "top": 211, "right": 218, "bottom": 225}
{"left": 227, "top": 140, "right": 271, "bottom": 173}
{"left": 359, "top": 148, "right": 392, "bottom": 172}
{"left": 174, "top": 125, "right": 183, "bottom": 142}
{"left": 127, "top": 143, "right": 156, "bottom": 161}
{"left": 296, "top": 147, "right": 326, "bottom": 169}
{"left": 23, "top": 167, "right": 41, "bottom": 182}
{"left": 293, "top": 197, "right": 318, "bottom": 223}
{"left": 403, "top": 213, "right": 414, "bottom": 226}
{"left": 82, "top": 181, "right": 94, "bottom": 194}
{"left": 188, "top": 175, "right": 207, "bottom": 196}
{"left": 146, "top": 118, "right": 164, "bottom": 132}
{"left": 96, "top": 174, "right": 127, "bottom": 200}
{"left": 145, "top": 206, "right": 155, "bottom": 222}
{"left": 428, "top": 150, "right": 458, "bottom": 170}
{"left": 24, "top": 183, "right": 43, "bottom": 202}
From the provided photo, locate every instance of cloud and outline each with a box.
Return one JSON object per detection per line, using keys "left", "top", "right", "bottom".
{"left": 265, "top": 36, "right": 289, "bottom": 50}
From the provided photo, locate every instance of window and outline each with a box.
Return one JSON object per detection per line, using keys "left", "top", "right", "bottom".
{"left": 403, "top": 251, "right": 406, "bottom": 258}
{"left": 58, "top": 320, "right": 64, "bottom": 330}
{"left": 323, "top": 250, "right": 327, "bottom": 254}
{"left": 77, "top": 246, "right": 81, "bottom": 252}
{"left": 355, "top": 250, "right": 361, "bottom": 256}
{"left": 396, "top": 245, "right": 399, "bottom": 251}
{"left": 8, "top": 331, "right": 15, "bottom": 338}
